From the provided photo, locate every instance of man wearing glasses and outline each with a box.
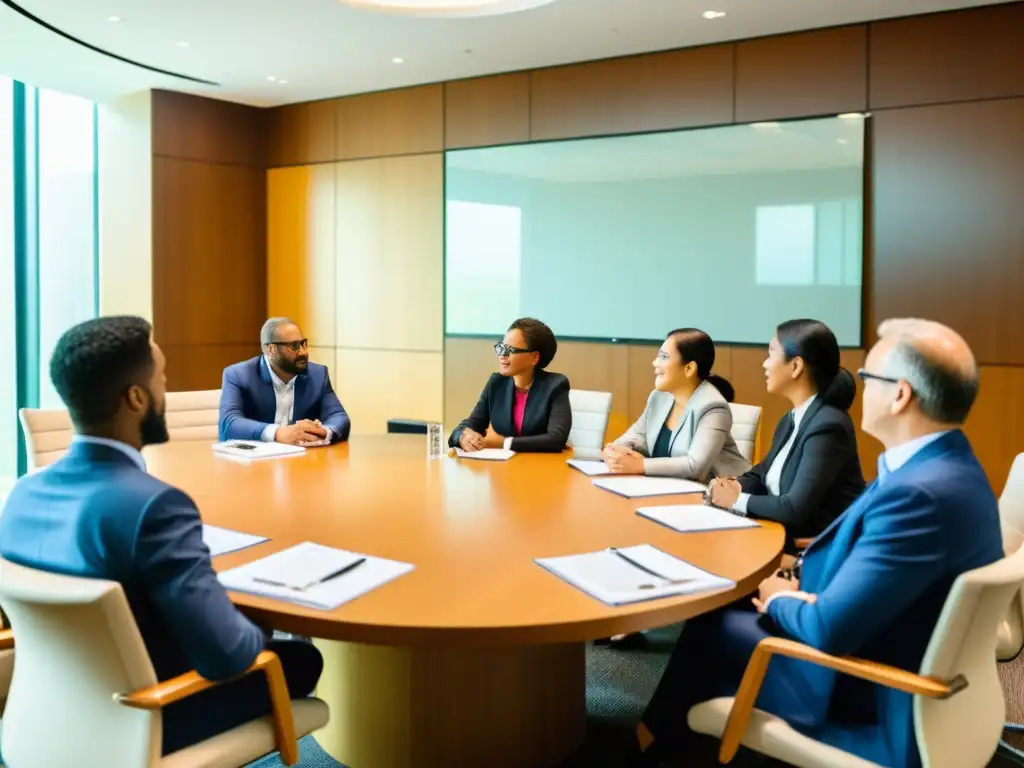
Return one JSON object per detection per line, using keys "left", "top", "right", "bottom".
{"left": 218, "top": 317, "right": 350, "bottom": 445}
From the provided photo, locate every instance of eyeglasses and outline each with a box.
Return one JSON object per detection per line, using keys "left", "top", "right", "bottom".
{"left": 857, "top": 369, "right": 901, "bottom": 385}
{"left": 494, "top": 343, "right": 532, "bottom": 357}
{"left": 269, "top": 339, "right": 309, "bottom": 352}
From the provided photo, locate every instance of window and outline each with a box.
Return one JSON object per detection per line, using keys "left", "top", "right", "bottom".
{"left": 0, "top": 76, "right": 98, "bottom": 484}
{"left": 755, "top": 204, "right": 816, "bottom": 285}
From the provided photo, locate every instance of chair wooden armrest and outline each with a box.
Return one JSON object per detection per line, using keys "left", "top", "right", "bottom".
{"left": 0, "top": 629, "right": 13, "bottom": 650}
{"left": 116, "top": 650, "right": 298, "bottom": 765}
{"left": 793, "top": 537, "right": 814, "bottom": 551}
{"left": 719, "top": 636, "right": 967, "bottom": 763}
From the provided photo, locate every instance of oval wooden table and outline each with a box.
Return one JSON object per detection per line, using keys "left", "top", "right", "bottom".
{"left": 146, "top": 435, "right": 783, "bottom": 768}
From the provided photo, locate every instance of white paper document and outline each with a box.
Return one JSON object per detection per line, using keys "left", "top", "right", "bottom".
{"left": 567, "top": 459, "right": 614, "bottom": 476}
{"left": 570, "top": 447, "right": 604, "bottom": 460}
{"left": 202, "top": 524, "right": 269, "bottom": 557}
{"left": 454, "top": 448, "right": 515, "bottom": 461}
{"left": 637, "top": 505, "right": 760, "bottom": 533}
{"left": 592, "top": 476, "right": 707, "bottom": 498}
{"left": 213, "top": 440, "right": 306, "bottom": 460}
{"left": 218, "top": 541, "right": 414, "bottom": 611}
{"left": 537, "top": 544, "right": 734, "bottom": 606}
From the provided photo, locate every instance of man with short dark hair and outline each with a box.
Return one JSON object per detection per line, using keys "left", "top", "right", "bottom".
{"left": 638, "top": 318, "right": 1002, "bottom": 768}
{"left": 218, "top": 317, "right": 350, "bottom": 445}
{"left": 0, "top": 316, "right": 323, "bottom": 754}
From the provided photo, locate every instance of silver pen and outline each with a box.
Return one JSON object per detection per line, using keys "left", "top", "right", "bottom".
{"left": 608, "top": 547, "right": 692, "bottom": 587}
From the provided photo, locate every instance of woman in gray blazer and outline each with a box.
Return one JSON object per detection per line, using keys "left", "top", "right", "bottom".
{"left": 603, "top": 328, "right": 750, "bottom": 482}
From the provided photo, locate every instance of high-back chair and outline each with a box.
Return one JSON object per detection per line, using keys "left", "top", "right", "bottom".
{"left": 164, "top": 390, "right": 222, "bottom": 442}
{"left": 18, "top": 408, "right": 74, "bottom": 471}
{"left": 0, "top": 558, "right": 329, "bottom": 768}
{"left": 567, "top": 390, "right": 613, "bottom": 456}
{"left": 997, "top": 453, "right": 1024, "bottom": 660}
{"left": 728, "top": 403, "right": 762, "bottom": 464}
{"left": 687, "top": 543, "right": 1024, "bottom": 767}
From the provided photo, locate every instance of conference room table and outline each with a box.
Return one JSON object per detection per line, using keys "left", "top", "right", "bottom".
{"left": 147, "top": 435, "right": 784, "bottom": 768}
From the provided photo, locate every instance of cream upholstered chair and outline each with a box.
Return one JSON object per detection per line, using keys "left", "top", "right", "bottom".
{"left": 997, "top": 453, "right": 1024, "bottom": 661}
{"left": 687, "top": 543, "right": 1024, "bottom": 768}
{"left": 18, "top": 408, "right": 74, "bottom": 471}
{"left": 567, "top": 390, "right": 613, "bottom": 456}
{"left": 0, "top": 559, "right": 329, "bottom": 768}
{"left": 728, "top": 403, "right": 762, "bottom": 464}
{"left": 165, "top": 390, "right": 221, "bottom": 442}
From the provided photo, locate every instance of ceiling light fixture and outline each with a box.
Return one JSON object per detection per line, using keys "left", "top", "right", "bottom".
{"left": 751, "top": 122, "right": 781, "bottom": 129}
{"left": 267, "top": 76, "right": 278, "bottom": 82}
{"left": 175, "top": 41, "right": 191, "bottom": 48}
{"left": 278, "top": 80, "right": 289, "bottom": 85}
{"left": 838, "top": 112, "right": 866, "bottom": 120}
{"left": 337, "top": 0, "right": 558, "bottom": 18}
{"left": 392, "top": 57, "right": 405, "bottom": 64}
{"left": 702, "top": 10, "right": 727, "bottom": 19}
{"left": 107, "top": 15, "right": 122, "bottom": 22}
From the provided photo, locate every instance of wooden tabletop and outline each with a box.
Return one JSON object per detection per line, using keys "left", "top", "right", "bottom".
{"left": 145, "top": 436, "right": 783, "bottom": 647}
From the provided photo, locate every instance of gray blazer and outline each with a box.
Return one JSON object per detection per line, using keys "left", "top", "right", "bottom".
{"left": 614, "top": 381, "right": 751, "bottom": 481}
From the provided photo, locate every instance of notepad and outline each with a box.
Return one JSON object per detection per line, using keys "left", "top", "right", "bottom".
{"left": 592, "top": 476, "right": 707, "bottom": 498}
{"left": 637, "top": 505, "right": 760, "bottom": 533}
{"left": 213, "top": 440, "right": 306, "bottom": 460}
{"left": 202, "top": 524, "right": 269, "bottom": 557}
{"left": 454, "top": 448, "right": 515, "bottom": 461}
{"left": 567, "top": 459, "right": 614, "bottom": 476}
{"left": 536, "top": 544, "right": 734, "bottom": 606}
{"left": 218, "top": 542, "right": 414, "bottom": 611}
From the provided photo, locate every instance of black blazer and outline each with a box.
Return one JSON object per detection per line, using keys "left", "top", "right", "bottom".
{"left": 738, "top": 398, "right": 865, "bottom": 542}
{"left": 449, "top": 369, "right": 572, "bottom": 453}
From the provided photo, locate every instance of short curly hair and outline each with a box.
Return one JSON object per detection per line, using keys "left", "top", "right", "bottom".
{"left": 508, "top": 317, "right": 558, "bottom": 370}
{"left": 50, "top": 316, "right": 155, "bottom": 428}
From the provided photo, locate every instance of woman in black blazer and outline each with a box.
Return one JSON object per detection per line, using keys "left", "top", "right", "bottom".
{"left": 449, "top": 318, "right": 571, "bottom": 453}
{"left": 707, "top": 319, "right": 865, "bottom": 547}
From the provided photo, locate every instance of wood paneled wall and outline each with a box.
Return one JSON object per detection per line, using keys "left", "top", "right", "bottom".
{"left": 151, "top": 90, "right": 268, "bottom": 391}
{"left": 258, "top": 2, "right": 1024, "bottom": 484}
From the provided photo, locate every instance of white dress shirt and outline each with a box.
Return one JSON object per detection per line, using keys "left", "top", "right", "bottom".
{"left": 734, "top": 395, "right": 817, "bottom": 514}
{"left": 259, "top": 358, "right": 333, "bottom": 444}
{"left": 72, "top": 435, "right": 147, "bottom": 472}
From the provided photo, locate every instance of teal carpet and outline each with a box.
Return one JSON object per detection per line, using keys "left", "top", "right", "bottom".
{"left": 248, "top": 625, "right": 681, "bottom": 768}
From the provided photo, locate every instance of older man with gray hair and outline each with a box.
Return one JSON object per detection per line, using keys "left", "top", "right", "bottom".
{"left": 638, "top": 318, "right": 1002, "bottom": 768}
{"left": 218, "top": 317, "right": 350, "bottom": 445}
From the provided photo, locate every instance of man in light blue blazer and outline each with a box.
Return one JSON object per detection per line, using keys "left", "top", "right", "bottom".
{"left": 219, "top": 317, "right": 350, "bottom": 445}
{"left": 0, "top": 316, "right": 323, "bottom": 755}
{"left": 639, "top": 319, "right": 1003, "bottom": 768}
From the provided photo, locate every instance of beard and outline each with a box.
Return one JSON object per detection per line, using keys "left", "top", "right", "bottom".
{"left": 276, "top": 355, "right": 309, "bottom": 376}
{"left": 140, "top": 397, "right": 169, "bottom": 447}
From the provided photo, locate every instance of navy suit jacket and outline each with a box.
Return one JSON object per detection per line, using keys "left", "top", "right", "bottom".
{"left": 218, "top": 356, "right": 350, "bottom": 443}
{"left": 0, "top": 440, "right": 265, "bottom": 683}
{"left": 762, "top": 430, "right": 1002, "bottom": 766}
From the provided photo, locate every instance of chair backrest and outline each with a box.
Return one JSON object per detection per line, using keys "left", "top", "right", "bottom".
{"left": 728, "top": 403, "right": 762, "bottom": 463}
{"left": 0, "top": 558, "right": 160, "bottom": 767}
{"left": 914, "top": 543, "right": 1024, "bottom": 768}
{"left": 165, "top": 389, "right": 221, "bottom": 442}
{"left": 567, "top": 390, "right": 613, "bottom": 451}
{"left": 19, "top": 408, "right": 74, "bottom": 471}
{"left": 997, "top": 453, "right": 1024, "bottom": 659}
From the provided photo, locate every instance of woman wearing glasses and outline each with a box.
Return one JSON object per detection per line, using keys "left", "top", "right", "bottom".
{"left": 448, "top": 318, "right": 571, "bottom": 453}
{"left": 604, "top": 328, "right": 749, "bottom": 481}
{"left": 706, "top": 319, "right": 865, "bottom": 550}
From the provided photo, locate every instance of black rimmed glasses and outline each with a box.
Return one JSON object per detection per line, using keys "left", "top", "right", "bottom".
{"left": 494, "top": 343, "right": 532, "bottom": 358}
{"left": 857, "top": 369, "right": 901, "bottom": 385}
{"left": 269, "top": 339, "right": 309, "bottom": 352}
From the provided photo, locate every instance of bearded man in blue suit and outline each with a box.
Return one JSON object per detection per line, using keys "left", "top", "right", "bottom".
{"left": 639, "top": 319, "right": 1003, "bottom": 768}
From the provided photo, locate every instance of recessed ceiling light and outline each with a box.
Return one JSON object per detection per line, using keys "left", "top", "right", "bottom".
{"left": 267, "top": 76, "right": 278, "bottom": 82}
{"left": 175, "top": 41, "right": 190, "bottom": 48}
{"left": 392, "top": 57, "right": 405, "bottom": 64}
{"left": 702, "top": 10, "right": 727, "bottom": 20}
{"left": 337, "top": 0, "right": 557, "bottom": 18}
{"left": 278, "top": 80, "right": 289, "bottom": 85}
{"left": 837, "top": 138, "right": 849, "bottom": 145}
{"left": 751, "top": 122, "right": 781, "bottom": 129}
{"left": 838, "top": 112, "right": 865, "bottom": 120}
{"left": 107, "top": 15, "right": 122, "bottom": 22}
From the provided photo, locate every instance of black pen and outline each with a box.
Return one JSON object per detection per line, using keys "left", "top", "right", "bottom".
{"left": 254, "top": 557, "right": 367, "bottom": 592}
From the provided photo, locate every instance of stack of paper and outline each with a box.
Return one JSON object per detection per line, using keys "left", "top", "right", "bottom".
{"left": 592, "top": 476, "right": 707, "bottom": 498}
{"left": 537, "top": 544, "right": 733, "bottom": 605}
{"left": 567, "top": 459, "right": 613, "bottom": 476}
{"left": 637, "top": 505, "right": 760, "bottom": 533}
{"left": 213, "top": 440, "right": 306, "bottom": 460}
{"left": 454, "top": 448, "right": 515, "bottom": 461}
{"left": 218, "top": 541, "right": 414, "bottom": 611}
{"left": 202, "top": 524, "right": 269, "bottom": 556}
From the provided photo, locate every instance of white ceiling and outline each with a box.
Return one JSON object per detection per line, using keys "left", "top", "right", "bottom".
{"left": 0, "top": 0, "right": 1014, "bottom": 107}
{"left": 448, "top": 115, "right": 866, "bottom": 182}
